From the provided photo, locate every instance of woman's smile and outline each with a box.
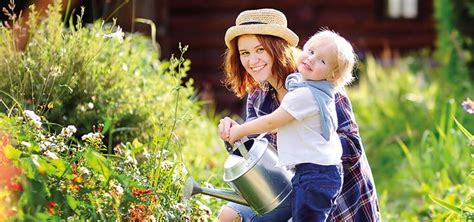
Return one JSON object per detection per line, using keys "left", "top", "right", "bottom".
{"left": 237, "top": 34, "right": 274, "bottom": 83}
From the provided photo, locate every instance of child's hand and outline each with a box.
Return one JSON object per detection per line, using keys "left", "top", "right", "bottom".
{"left": 228, "top": 125, "right": 243, "bottom": 144}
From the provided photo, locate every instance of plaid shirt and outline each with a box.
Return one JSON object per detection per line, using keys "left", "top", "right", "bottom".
{"left": 246, "top": 86, "right": 381, "bottom": 222}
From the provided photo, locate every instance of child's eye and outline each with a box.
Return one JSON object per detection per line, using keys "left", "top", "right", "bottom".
{"left": 320, "top": 59, "right": 326, "bottom": 64}
{"left": 308, "top": 49, "right": 314, "bottom": 55}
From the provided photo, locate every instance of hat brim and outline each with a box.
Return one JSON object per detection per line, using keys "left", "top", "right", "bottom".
{"left": 225, "top": 24, "right": 299, "bottom": 47}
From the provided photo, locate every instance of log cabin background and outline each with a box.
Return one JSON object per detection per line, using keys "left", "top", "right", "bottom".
{"left": 101, "top": 0, "right": 436, "bottom": 116}
{"left": 0, "top": 0, "right": 436, "bottom": 116}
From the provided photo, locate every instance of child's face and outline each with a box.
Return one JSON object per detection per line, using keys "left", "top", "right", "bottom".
{"left": 297, "top": 36, "right": 337, "bottom": 81}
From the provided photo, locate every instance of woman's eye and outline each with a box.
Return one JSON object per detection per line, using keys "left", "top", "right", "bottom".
{"left": 256, "top": 48, "right": 265, "bottom": 53}
{"left": 240, "top": 51, "right": 249, "bottom": 56}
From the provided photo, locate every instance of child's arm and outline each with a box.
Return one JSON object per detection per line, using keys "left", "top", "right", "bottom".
{"left": 228, "top": 106, "right": 294, "bottom": 143}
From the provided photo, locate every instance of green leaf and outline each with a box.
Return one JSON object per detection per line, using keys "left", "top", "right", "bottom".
{"left": 429, "top": 195, "right": 463, "bottom": 214}
{"left": 19, "top": 158, "right": 37, "bottom": 178}
{"left": 454, "top": 118, "right": 473, "bottom": 140}
{"left": 3, "top": 144, "right": 22, "bottom": 161}
{"left": 35, "top": 212, "right": 50, "bottom": 220}
{"left": 67, "top": 195, "right": 78, "bottom": 211}
{"left": 84, "top": 149, "right": 111, "bottom": 181}
{"left": 49, "top": 159, "right": 66, "bottom": 177}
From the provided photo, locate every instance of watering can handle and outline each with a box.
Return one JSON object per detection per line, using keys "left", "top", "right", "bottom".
{"left": 224, "top": 141, "right": 234, "bottom": 153}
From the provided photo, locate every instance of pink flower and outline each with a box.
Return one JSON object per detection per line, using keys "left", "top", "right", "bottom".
{"left": 462, "top": 98, "right": 474, "bottom": 114}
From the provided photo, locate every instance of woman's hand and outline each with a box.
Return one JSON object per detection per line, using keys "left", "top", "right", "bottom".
{"left": 218, "top": 117, "right": 239, "bottom": 142}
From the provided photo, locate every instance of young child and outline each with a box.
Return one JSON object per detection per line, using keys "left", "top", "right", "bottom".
{"left": 227, "top": 29, "right": 356, "bottom": 221}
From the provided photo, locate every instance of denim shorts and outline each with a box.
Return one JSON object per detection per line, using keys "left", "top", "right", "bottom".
{"left": 223, "top": 192, "right": 293, "bottom": 222}
{"left": 291, "top": 163, "right": 343, "bottom": 222}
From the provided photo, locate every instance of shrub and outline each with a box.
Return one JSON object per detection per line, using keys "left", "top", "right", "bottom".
{"left": 0, "top": 1, "right": 225, "bottom": 220}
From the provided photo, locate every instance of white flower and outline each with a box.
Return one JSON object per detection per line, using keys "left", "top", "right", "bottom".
{"left": 78, "top": 166, "right": 90, "bottom": 176}
{"left": 142, "top": 149, "right": 150, "bottom": 159}
{"left": 21, "top": 141, "right": 31, "bottom": 147}
{"left": 113, "top": 184, "right": 124, "bottom": 195}
{"left": 124, "top": 155, "right": 137, "bottom": 166}
{"left": 81, "top": 132, "right": 102, "bottom": 141}
{"left": 87, "top": 102, "right": 94, "bottom": 109}
{"left": 104, "top": 26, "right": 124, "bottom": 42}
{"left": 31, "top": 154, "right": 40, "bottom": 167}
{"left": 23, "top": 110, "right": 42, "bottom": 128}
{"left": 39, "top": 140, "right": 52, "bottom": 151}
{"left": 44, "top": 150, "right": 59, "bottom": 159}
{"left": 60, "top": 125, "right": 77, "bottom": 137}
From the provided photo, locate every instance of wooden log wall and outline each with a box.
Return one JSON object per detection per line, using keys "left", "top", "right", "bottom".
{"left": 117, "top": 0, "right": 436, "bottom": 116}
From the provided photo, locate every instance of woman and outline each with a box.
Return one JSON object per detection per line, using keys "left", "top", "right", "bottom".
{"left": 218, "top": 8, "right": 380, "bottom": 222}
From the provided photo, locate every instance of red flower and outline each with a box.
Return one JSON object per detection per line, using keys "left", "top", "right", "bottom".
{"left": 48, "top": 201, "right": 56, "bottom": 208}
{"left": 6, "top": 181, "right": 23, "bottom": 192}
{"left": 47, "top": 201, "right": 56, "bottom": 215}
{"left": 71, "top": 164, "right": 78, "bottom": 175}
{"left": 0, "top": 134, "right": 8, "bottom": 148}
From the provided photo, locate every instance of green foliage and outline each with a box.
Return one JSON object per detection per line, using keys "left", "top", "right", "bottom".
{"left": 348, "top": 54, "right": 473, "bottom": 220}
{"left": 434, "top": 0, "right": 474, "bottom": 80}
{"left": 0, "top": 2, "right": 199, "bottom": 149}
{"left": 0, "top": 1, "right": 224, "bottom": 220}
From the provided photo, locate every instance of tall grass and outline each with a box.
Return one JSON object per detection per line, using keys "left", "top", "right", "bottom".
{"left": 348, "top": 55, "right": 473, "bottom": 220}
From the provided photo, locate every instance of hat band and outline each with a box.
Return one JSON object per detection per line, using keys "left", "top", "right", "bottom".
{"left": 239, "top": 21, "right": 267, "bottom": 25}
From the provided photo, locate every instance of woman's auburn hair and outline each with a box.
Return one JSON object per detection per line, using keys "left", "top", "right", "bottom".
{"left": 223, "top": 35, "right": 298, "bottom": 98}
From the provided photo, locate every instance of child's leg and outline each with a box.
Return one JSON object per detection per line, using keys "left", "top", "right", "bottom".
{"left": 291, "top": 163, "right": 343, "bottom": 222}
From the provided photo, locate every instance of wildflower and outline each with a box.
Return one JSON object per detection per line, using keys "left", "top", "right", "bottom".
{"left": 31, "top": 155, "right": 40, "bottom": 167}
{"left": 462, "top": 98, "right": 474, "bottom": 114}
{"left": 81, "top": 132, "right": 102, "bottom": 142}
{"left": 161, "top": 160, "right": 173, "bottom": 170}
{"left": 60, "top": 125, "right": 77, "bottom": 137}
{"left": 87, "top": 102, "right": 94, "bottom": 109}
{"left": 1, "top": 134, "right": 9, "bottom": 147}
{"left": 104, "top": 26, "right": 124, "bottom": 43}
{"left": 124, "top": 155, "right": 137, "bottom": 165}
{"left": 47, "top": 201, "right": 56, "bottom": 215}
{"left": 78, "top": 166, "right": 90, "bottom": 176}
{"left": 44, "top": 150, "right": 59, "bottom": 159}
{"left": 39, "top": 140, "right": 52, "bottom": 151}
{"left": 6, "top": 181, "right": 23, "bottom": 192}
{"left": 142, "top": 149, "right": 150, "bottom": 159}
{"left": 110, "top": 182, "right": 124, "bottom": 198}
{"left": 23, "top": 110, "right": 42, "bottom": 128}
{"left": 20, "top": 141, "right": 31, "bottom": 148}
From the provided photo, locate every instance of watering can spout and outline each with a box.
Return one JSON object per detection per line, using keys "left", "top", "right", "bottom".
{"left": 183, "top": 177, "right": 248, "bottom": 206}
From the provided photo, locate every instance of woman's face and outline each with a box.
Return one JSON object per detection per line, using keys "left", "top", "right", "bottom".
{"left": 237, "top": 35, "right": 275, "bottom": 84}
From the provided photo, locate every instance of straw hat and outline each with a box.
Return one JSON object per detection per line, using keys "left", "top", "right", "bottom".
{"left": 225, "top": 8, "right": 299, "bottom": 47}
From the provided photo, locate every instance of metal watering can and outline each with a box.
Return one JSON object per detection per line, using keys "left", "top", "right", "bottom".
{"left": 184, "top": 135, "right": 294, "bottom": 215}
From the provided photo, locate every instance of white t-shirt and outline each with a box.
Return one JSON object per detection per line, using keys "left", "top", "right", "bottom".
{"left": 278, "top": 87, "right": 342, "bottom": 168}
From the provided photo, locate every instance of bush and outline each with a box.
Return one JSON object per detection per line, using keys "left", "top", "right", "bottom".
{"left": 0, "top": 1, "right": 225, "bottom": 220}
